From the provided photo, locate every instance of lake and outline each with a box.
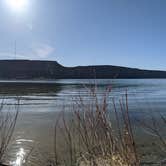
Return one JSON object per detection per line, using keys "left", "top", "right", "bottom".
{"left": 0, "top": 79, "right": 166, "bottom": 165}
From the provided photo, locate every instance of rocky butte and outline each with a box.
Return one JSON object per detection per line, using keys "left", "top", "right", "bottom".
{"left": 0, "top": 60, "right": 166, "bottom": 79}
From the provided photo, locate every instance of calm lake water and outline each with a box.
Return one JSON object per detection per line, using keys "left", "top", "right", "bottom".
{"left": 0, "top": 79, "right": 166, "bottom": 165}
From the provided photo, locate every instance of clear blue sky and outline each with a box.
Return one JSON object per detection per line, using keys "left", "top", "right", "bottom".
{"left": 0, "top": 0, "right": 166, "bottom": 69}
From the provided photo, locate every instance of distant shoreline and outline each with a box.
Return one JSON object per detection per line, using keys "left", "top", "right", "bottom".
{"left": 0, "top": 60, "right": 166, "bottom": 79}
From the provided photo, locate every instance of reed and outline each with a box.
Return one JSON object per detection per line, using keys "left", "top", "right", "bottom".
{"left": 52, "top": 87, "right": 140, "bottom": 166}
{"left": 0, "top": 99, "right": 19, "bottom": 165}
{"left": 137, "top": 111, "right": 166, "bottom": 165}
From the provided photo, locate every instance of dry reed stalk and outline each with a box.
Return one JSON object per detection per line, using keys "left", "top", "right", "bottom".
{"left": 53, "top": 87, "right": 140, "bottom": 166}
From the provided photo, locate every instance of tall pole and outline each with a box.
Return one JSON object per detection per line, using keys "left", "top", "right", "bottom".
{"left": 14, "top": 40, "right": 17, "bottom": 59}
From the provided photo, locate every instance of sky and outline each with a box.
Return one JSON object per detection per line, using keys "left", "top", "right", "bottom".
{"left": 0, "top": 0, "right": 166, "bottom": 70}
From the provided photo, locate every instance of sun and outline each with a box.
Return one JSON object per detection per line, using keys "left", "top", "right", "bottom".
{"left": 6, "top": 0, "right": 28, "bottom": 12}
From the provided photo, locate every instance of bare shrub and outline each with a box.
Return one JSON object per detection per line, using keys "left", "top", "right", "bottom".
{"left": 53, "top": 87, "right": 140, "bottom": 166}
{"left": 0, "top": 99, "right": 19, "bottom": 165}
{"left": 137, "top": 112, "right": 166, "bottom": 165}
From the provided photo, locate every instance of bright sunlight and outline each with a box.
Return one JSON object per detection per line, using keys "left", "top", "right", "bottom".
{"left": 6, "top": 0, "right": 28, "bottom": 12}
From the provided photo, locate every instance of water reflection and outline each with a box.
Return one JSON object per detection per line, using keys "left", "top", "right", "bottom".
{"left": 0, "top": 82, "right": 62, "bottom": 95}
{"left": 1, "top": 79, "right": 166, "bottom": 165}
{"left": 10, "top": 148, "right": 26, "bottom": 166}
{"left": 9, "top": 138, "right": 34, "bottom": 166}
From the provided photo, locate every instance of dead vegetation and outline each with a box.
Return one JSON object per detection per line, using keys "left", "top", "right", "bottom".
{"left": 0, "top": 99, "right": 19, "bottom": 165}
{"left": 51, "top": 87, "right": 140, "bottom": 166}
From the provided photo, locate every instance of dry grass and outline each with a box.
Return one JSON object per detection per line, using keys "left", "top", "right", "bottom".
{"left": 0, "top": 99, "right": 19, "bottom": 165}
{"left": 51, "top": 87, "right": 140, "bottom": 166}
{"left": 137, "top": 112, "right": 166, "bottom": 165}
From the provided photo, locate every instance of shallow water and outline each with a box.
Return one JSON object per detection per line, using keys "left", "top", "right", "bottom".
{"left": 0, "top": 79, "right": 166, "bottom": 165}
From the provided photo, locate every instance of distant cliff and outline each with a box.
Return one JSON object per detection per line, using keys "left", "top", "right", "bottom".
{"left": 0, "top": 60, "right": 166, "bottom": 79}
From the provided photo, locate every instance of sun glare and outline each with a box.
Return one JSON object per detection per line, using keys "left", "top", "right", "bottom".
{"left": 6, "top": 0, "right": 28, "bottom": 12}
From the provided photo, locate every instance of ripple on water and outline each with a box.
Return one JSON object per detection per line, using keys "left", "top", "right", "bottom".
{"left": 9, "top": 139, "right": 34, "bottom": 166}
{"left": 10, "top": 148, "right": 26, "bottom": 166}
